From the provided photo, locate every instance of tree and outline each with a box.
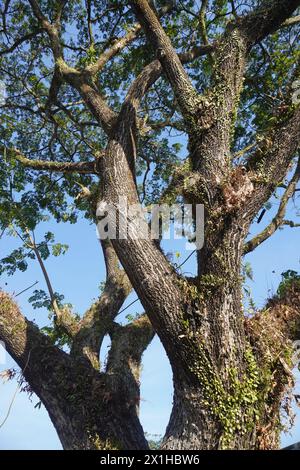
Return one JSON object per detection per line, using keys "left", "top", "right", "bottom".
{"left": 0, "top": 0, "right": 300, "bottom": 450}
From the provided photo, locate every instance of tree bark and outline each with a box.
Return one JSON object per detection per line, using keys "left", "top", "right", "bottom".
{"left": 0, "top": 291, "right": 151, "bottom": 450}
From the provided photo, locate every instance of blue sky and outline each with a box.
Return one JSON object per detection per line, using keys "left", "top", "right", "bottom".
{"left": 0, "top": 191, "right": 299, "bottom": 449}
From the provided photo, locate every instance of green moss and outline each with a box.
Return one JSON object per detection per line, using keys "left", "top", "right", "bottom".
{"left": 178, "top": 278, "right": 200, "bottom": 300}
{"left": 87, "top": 431, "right": 122, "bottom": 450}
{"left": 199, "top": 273, "right": 226, "bottom": 291}
{"left": 190, "top": 342, "right": 267, "bottom": 449}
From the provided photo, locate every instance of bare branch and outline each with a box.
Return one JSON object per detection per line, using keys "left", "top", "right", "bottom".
{"left": 85, "top": 0, "right": 94, "bottom": 46}
{"left": 24, "top": 230, "right": 79, "bottom": 337}
{"left": 86, "top": 23, "right": 142, "bottom": 76}
{"left": 86, "top": 2, "right": 175, "bottom": 76}
{"left": 44, "top": 66, "right": 63, "bottom": 112}
{"left": 282, "top": 15, "right": 300, "bottom": 27}
{"left": 28, "top": 0, "right": 62, "bottom": 59}
{"left": 0, "top": 29, "right": 43, "bottom": 56}
{"left": 282, "top": 220, "right": 300, "bottom": 228}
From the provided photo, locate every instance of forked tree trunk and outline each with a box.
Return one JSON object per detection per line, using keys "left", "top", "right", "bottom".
{"left": 43, "top": 368, "right": 149, "bottom": 450}
{"left": 0, "top": 292, "right": 150, "bottom": 450}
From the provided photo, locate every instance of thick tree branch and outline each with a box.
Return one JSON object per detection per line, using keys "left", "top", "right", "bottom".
{"left": 240, "top": 1, "right": 300, "bottom": 47}
{"left": 71, "top": 240, "right": 132, "bottom": 368}
{"left": 106, "top": 315, "right": 154, "bottom": 412}
{"left": 5, "top": 147, "right": 97, "bottom": 174}
{"left": 190, "top": 0, "right": 300, "bottom": 175}
{"left": 129, "top": 0, "right": 202, "bottom": 120}
{"left": 62, "top": 73, "right": 117, "bottom": 135}
{"left": 244, "top": 157, "right": 300, "bottom": 254}
{"left": 245, "top": 105, "right": 300, "bottom": 223}
{"left": 0, "top": 290, "right": 71, "bottom": 394}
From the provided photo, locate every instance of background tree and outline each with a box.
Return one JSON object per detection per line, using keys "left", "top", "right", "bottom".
{"left": 0, "top": 0, "right": 300, "bottom": 450}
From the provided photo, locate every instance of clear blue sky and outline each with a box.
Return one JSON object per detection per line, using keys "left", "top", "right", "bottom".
{"left": 0, "top": 192, "right": 299, "bottom": 449}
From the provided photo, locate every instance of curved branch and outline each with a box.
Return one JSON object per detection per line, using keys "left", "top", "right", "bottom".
{"left": 0, "top": 290, "right": 71, "bottom": 392}
{"left": 0, "top": 28, "right": 43, "bottom": 56}
{"left": 71, "top": 240, "right": 132, "bottom": 368}
{"left": 244, "top": 157, "right": 300, "bottom": 254}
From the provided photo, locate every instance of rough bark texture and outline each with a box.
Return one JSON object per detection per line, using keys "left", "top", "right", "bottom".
{"left": 0, "top": 291, "right": 153, "bottom": 449}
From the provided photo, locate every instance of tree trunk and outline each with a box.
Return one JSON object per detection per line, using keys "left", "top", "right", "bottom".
{"left": 43, "top": 365, "right": 149, "bottom": 450}
{"left": 161, "top": 223, "right": 267, "bottom": 450}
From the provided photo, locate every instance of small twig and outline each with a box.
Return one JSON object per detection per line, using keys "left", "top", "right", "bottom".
{"left": 15, "top": 281, "right": 39, "bottom": 297}
{"left": 118, "top": 298, "right": 139, "bottom": 315}
{"left": 117, "top": 249, "right": 197, "bottom": 315}
{"left": 0, "top": 348, "right": 33, "bottom": 429}
{"left": 176, "top": 250, "right": 196, "bottom": 270}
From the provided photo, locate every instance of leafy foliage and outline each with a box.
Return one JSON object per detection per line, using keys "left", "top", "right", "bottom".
{"left": 277, "top": 270, "right": 300, "bottom": 299}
